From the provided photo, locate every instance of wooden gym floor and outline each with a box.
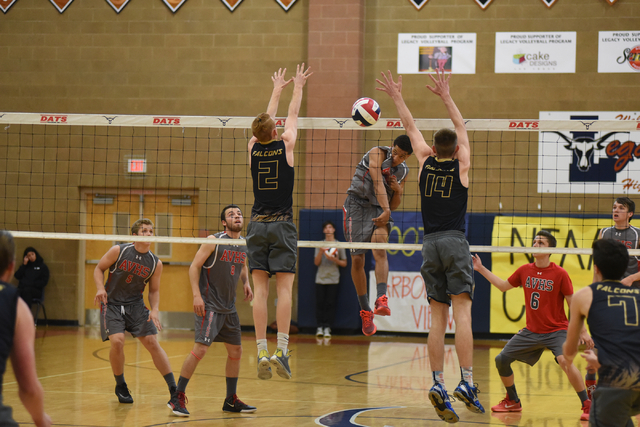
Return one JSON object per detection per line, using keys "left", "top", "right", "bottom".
{"left": 2, "top": 327, "right": 638, "bottom": 427}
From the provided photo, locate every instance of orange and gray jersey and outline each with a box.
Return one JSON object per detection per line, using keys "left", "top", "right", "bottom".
{"left": 105, "top": 243, "right": 159, "bottom": 305}
{"left": 346, "top": 146, "right": 409, "bottom": 207}
{"left": 199, "top": 232, "right": 248, "bottom": 314}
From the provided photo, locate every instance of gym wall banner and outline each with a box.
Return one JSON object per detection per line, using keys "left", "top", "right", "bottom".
{"left": 598, "top": 31, "right": 640, "bottom": 73}
{"left": 397, "top": 33, "right": 477, "bottom": 75}
{"left": 489, "top": 216, "right": 611, "bottom": 334}
{"left": 495, "top": 32, "right": 576, "bottom": 74}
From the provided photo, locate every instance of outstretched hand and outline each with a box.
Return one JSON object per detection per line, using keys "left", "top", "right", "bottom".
{"left": 292, "top": 63, "right": 313, "bottom": 88}
{"left": 272, "top": 68, "right": 293, "bottom": 91}
{"left": 426, "top": 68, "right": 451, "bottom": 98}
{"left": 376, "top": 70, "right": 402, "bottom": 98}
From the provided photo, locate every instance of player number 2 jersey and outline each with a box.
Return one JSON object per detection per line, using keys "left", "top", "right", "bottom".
{"left": 199, "top": 232, "right": 248, "bottom": 314}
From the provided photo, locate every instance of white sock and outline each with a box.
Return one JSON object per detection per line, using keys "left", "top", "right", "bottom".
{"left": 277, "top": 332, "right": 289, "bottom": 353}
{"left": 257, "top": 339, "right": 268, "bottom": 353}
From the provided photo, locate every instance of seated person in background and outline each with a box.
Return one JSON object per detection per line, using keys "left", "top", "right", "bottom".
{"left": 14, "top": 247, "right": 49, "bottom": 304}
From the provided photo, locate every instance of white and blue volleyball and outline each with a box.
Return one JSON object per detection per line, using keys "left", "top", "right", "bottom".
{"left": 351, "top": 97, "right": 381, "bottom": 127}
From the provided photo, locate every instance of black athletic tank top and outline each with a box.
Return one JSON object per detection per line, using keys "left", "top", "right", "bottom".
{"left": 0, "top": 281, "right": 18, "bottom": 397}
{"left": 250, "top": 140, "right": 295, "bottom": 222}
{"left": 588, "top": 281, "right": 640, "bottom": 389}
{"left": 104, "top": 243, "right": 159, "bottom": 305}
{"left": 419, "top": 157, "right": 468, "bottom": 235}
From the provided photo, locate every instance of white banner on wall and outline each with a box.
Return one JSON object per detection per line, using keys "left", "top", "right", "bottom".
{"left": 397, "top": 33, "right": 477, "bottom": 75}
{"left": 495, "top": 32, "right": 576, "bottom": 73}
{"left": 369, "top": 271, "right": 455, "bottom": 333}
{"left": 598, "top": 31, "right": 640, "bottom": 73}
{"left": 538, "top": 111, "right": 640, "bottom": 195}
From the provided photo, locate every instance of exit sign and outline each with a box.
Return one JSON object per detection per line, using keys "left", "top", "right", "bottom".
{"left": 128, "top": 159, "right": 147, "bottom": 173}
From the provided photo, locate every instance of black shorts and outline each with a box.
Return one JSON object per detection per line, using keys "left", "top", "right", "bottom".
{"left": 421, "top": 230, "right": 474, "bottom": 305}
{"left": 246, "top": 221, "right": 297, "bottom": 274}
{"left": 100, "top": 302, "right": 157, "bottom": 342}
{"left": 194, "top": 310, "right": 242, "bottom": 346}
{"left": 591, "top": 386, "right": 640, "bottom": 426}
{"left": 499, "top": 328, "right": 566, "bottom": 366}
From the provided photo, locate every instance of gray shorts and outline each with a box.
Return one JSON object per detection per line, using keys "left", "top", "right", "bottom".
{"left": 100, "top": 302, "right": 157, "bottom": 342}
{"left": 246, "top": 220, "right": 297, "bottom": 275}
{"left": 590, "top": 386, "right": 640, "bottom": 427}
{"left": 500, "top": 328, "right": 566, "bottom": 366}
{"left": 421, "top": 230, "right": 474, "bottom": 305}
{"left": 343, "top": 194, "right": 393, "bottom": 255}
{"left": 195, "top": 310, "right": 241, "bottom": 346}
{"left": 0, "top": 397, "right": 17, "bottom": 427}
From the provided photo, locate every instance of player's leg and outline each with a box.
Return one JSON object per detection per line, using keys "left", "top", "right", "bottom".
{"left": 101, "top": 304, "right": 133, "bottom": 404}
{"left": 427, "top": 299, "right": 458, "bottom": 423}
{"left": 271, "top": 271, "right": 294, "bottom": 379}
{"left": 371, "top": 224, "right": 390, "bottom": 316}
{"left": 222, "top": 343, "right": 256, "bottom": 413}
{"left": 168, "top": 342, "right": 208, "bottom": 417}
{"left": 585, "top": 364, "right": 597, "bottom": 400}
{"left": 137, "top": 334, "right": 174, "bottom": 382}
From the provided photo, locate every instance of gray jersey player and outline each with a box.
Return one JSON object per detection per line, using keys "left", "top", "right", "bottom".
{"left": 93, "top": 218, "right": 178, "bottom": 411}
{"left": 343, "top": 139, "right": 412, "bottom": 336}
{"left": 169, "top": 205, "right": 256, "bottom": 417}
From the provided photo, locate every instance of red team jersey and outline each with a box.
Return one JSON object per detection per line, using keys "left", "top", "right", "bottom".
{"left": 507, "top": 262, "right": 573, "bottom": 334}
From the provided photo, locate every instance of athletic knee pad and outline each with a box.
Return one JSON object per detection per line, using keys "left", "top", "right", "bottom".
{"left": 495, "top": 353, "right": 514, "bottom": 377}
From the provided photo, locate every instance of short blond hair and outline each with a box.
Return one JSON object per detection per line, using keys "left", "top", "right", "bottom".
{"left": 252, "top": 113, "right": 276, "bottom": 143}
{"left": 131, "top": 218, "right": 154, "bottom": 235}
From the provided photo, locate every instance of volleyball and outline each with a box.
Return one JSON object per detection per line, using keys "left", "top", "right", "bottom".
{"left": 351, "top": 97, "right": 381, "bottom": 127}
{"left": 325, "top": 247, "right": 337, "bottom": 256}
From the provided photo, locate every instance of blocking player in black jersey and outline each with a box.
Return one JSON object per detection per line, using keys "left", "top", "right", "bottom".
{"left": 168, "top": 205, "right": 255, "bottom": 416}
{"left": 377, "top": 69, "right": 483, "bottom": 423}
{"left": 564, "top": 239, "right": 640, "bottom": 426}
{"left": 93, "top": 219, "right": 178, "bottom": 409}
{"left": 0, "top": 231, "right": 51, "bottom": 427}
{"left": 343, "top": 138, "right": 412, "bottom": 337}
{"left": 247, "top": 64, "right": 312, "bottom": 381}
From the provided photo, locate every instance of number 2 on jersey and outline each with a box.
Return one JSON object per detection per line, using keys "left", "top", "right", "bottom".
{"left": 258, "top": 160, "right": 278, "bottom": 190}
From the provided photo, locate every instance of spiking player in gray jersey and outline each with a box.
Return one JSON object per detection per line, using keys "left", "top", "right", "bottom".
{"left": 94, "top": 218, "right": 178, "bottom": 411}
{"left": 169, "top": 205, "right": 256, "bottom": 417}
{"left": 344, "top": 139, "right": 412, "bottom": 336}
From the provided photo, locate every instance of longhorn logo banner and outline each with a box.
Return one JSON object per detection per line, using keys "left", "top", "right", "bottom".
{"left": 162, "top": 0, "right": 187, "bottom": 13}
{"left": 409, "top": 0, "right": 428, "bottom": 10}
{"left": 0, "top": 0, "right": 18, "bottom": 13}
{"left": 105, "top": 0, "right": 130, "bottom": 13}
{"left": 275, "top": 0, "right": 296, "bottom": 11}
{"left": 221, "top": 0, "right": 242, "bottom": 11}
{"left": 50, "top": 0, "right": 73, "bottom": 13}
{"left": 473, "top": 0, "right": 493, "bottom": 9}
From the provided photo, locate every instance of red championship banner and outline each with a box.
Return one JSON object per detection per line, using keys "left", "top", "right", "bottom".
{"left": 221, "top": 0, "right": 242, "bottom": 12}
{"left": 541, "top": 0, "right": 558, "bottom": 7}
{"left": 162, "top": 0, "right": 187, "bottom": 13}
{"left": 409, "top": 0, "right": 428, "bottom": 10}
{"left": 275, "top": 0, "right": 296, "bottom": 11}
{"left": 473, "top": 0, "right": 493, "bottom": 9}
{"left": 0, "top": 0, "right": 18, "bottom": 13}
{"left": 49, "top": 0, "right": 73, "bottom": 13}
{"left": 105, "top": 0, "right": 131, "bottom": 13}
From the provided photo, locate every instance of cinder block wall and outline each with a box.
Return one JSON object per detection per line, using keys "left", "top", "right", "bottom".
{"left": 0, "top": 0, "right": 637, "bottom": 323}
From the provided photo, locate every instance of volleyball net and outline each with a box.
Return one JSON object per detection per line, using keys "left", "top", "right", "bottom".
{"left": 0, "top": 112, "right": 638, "bottom": 256}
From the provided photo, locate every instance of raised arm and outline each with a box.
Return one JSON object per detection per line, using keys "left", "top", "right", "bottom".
{"left": 281, "top": 63, "right": 313, "bottom": 161}
{"left": 248, "top": 68, "right": 293, "bottom": 150}
{"left": 426, "top": 70, "right": 470, "bottom": 185}
{"left": 11, "top": 298, "right": 52, "bottom": 427}
{"left": 376, "top": 71, "right": 432, "bottom": 166}
{"left": 471, "top": 254, "right": 514, "bottom": 292}
{"left": 189, "top": 236, "right": 217, "bottom": 317}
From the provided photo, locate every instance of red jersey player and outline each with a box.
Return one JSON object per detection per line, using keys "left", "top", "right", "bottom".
{"left": 472, "top": 230, "right": 594, "bottom": 421}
